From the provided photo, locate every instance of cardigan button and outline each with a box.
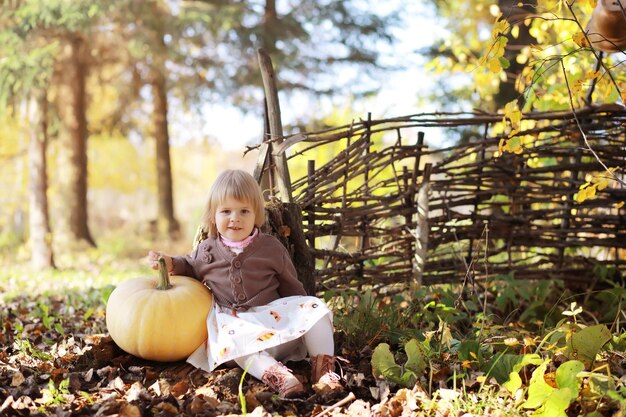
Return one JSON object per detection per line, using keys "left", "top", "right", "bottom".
{"left": 233, "top": 261, "right": 242, "bottom": 268}
{"left": 237, "top": 293, "right": 246, "bottom": 301}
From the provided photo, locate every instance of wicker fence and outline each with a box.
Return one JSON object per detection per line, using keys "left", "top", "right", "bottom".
{"left": 255, "top": 107, "right": 626, "bottom": 292}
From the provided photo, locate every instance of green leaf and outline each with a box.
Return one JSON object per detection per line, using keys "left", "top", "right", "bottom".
{"left": 555, "top": 360, "right": 583, "bottom": 393}
{"left": 371, "top": 339, "right": 428, "bottom": 388}
{"left": 523, "top": 360, "right": 583, "bottom": 417}
{"left": 485, "top": 352, "right": 542, "bottom": 385}
{"left": 606, "top": 387, "right": 626, "bottom": 406}
{"left": 499, "top": 353, "right": 543, "bottom": 393}
{"left": 564, "top": 324, "right": 611, "bottom": 367}
{"left": 534, "top": 388, "right": 573, "bottom": 417}
{"left": 404, "top": 338, "right": 427, "bottom": 376}
{"left": 503, "top": 371, "right": 523, "bottom": 394}
{"left": 499, "top": 56, "right": 510, "bottom": 70}
{"left": 371, "top": 343, "right": 402, "bottom": 382}
{"left": 523, "top": 360, "right": 553, "bottom": 409}
{"left": 458, "top": 339, "right": 482, "bottom": 363}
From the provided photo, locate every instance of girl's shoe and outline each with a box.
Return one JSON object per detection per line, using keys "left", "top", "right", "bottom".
{"left": 311, "top": 354, "right": 342, "bottom": 392}
{"left": 261, "top": 362, "right": 305, "bottom": 399}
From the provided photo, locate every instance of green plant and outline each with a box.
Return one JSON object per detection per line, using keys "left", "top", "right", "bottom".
{"left": 31, "top": 302, "right": 65, "bottom": 336}
{"left": 491, "top": 275, "right": 564, "bottom": 326}
{"left": 239, "top": 359, "right": 253, "bottom": 415}
{"left": 39, "top": 378, "right": 70, "bottom": 407}
{"left": 14, "top": 338, "right": 53, "bottom": 361}
{"left": 522, "top": 359, "right": 584, "bottom": 417}
{"left": 327, "top": 289, "right": 404, "bottom": 347}
{"left": 371, "top": 338, "right": 428, "bottom": 388}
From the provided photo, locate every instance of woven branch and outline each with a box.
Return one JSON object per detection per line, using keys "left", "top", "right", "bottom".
{"left": 269, "top": 107, "right": 626, "bottom": 291}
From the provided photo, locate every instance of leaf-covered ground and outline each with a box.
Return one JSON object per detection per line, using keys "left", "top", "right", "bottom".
{"left": 1, "top": 276, "right": 625, "bottom": 416}
{"left": 0, "top": 291, "right": 425, "bottom": 416}
{"left": 0, "top": 289, "right": 509, "bottom": 417}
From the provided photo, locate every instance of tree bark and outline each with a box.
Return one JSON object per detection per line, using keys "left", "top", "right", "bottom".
{"left": 28, "top": 91, "right": 55, "bottom": 270}
{"left": 150, "top": 34, "right": 179, "bottom": 239}
{"left": 263, "top": 201, "right": 316, "bottom": 295}
{"left": 57, "top": 34, "right": 96, "bottom": 247}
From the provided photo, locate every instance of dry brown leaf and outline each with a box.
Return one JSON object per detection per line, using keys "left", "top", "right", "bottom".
{"left": 170, "top": 378, "right": 189, "bottom": 398}
{"left": 10, "top": 371, "right": 25, "bottom": 387}
{"left": 119, "top": 403, "right": 142, "bottom": 417}
{"left": 153, "top": 401, "right": 179, "bottom": 414}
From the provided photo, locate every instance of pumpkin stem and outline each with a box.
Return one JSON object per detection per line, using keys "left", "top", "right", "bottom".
{"left": 157, "top": 257, "right": 172, "bottom": 290}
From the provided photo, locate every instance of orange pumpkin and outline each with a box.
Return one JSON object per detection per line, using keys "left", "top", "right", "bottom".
{"left": 106, "top": 258, "right": 213, "bottom": 362}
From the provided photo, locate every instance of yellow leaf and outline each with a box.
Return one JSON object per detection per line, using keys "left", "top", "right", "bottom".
{"left": 585, "top": 71, "right": 601, "bottom": 80}
{"left": 572, "top": 31, "right": 589, "bottom": 48}
{"left": 510, "top": 110, "right": 522, "bottom": 125}
{"left": 511, "top": 25, "right": 519, "bottom": 39}
{"left": 492, "top": 16, "right": 508, "bottom": 38}
{"left": 502, "top": 137, "right": 523, "bottom": 154}
{"left": 498, "top": 138, "right": 508, "bottom": 154}
{"left": 587, "top": 185, "right": 597, "bottom": 199}
{"left": 491, "top": 39, "right": 506, "bottom": 58}
{"left": 596, "top": 178, "right": 610, "bottom": 190}
{"left": 581, "top": 0, "right": 597, "bottom": 9}
{"left": 488, "top": 58, "right": 502, "bottom": 73}
{"left": 522, "top": 66, "right": 535, "bottom": 83}
{"left": 503, "top": 101, "right": 522, "bottom": 131}
{"left": 523, "top": 337, "right": 537, "bottom": 347}
{"left": 571, "top": 79, "right": 583, "bottom": 96}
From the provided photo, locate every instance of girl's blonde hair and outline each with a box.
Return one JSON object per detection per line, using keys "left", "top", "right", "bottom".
{"left": 202, "top": 169, "right": 265, "bottom": 238}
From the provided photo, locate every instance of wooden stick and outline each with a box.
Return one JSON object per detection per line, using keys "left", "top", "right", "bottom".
{"left": 315, "top": 392, "right": 356, "bottom": 417}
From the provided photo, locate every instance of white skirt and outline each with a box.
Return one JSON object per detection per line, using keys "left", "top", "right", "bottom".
{"left": 187, "top": 295, "right": 332, "bottom": 372}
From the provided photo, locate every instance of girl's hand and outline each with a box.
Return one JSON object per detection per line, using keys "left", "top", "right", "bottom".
{"left": 148, "top": 250, "right": 173, "bottom": 273}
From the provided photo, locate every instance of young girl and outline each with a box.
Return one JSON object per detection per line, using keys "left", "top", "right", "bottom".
{"left": 148, "top": 169, "right": 340, "bottom": 398}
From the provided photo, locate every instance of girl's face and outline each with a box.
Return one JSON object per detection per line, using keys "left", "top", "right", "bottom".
{"left": 214, "top": 197, "right": 256, "bottom": 242}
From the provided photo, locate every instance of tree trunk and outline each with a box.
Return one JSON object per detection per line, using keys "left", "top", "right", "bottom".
{"left": 263, "top": 201, "right": 316, "bottom": 295}
{"left": 496, "top": 0, "right": 538, "bottom": 109}
{"left": 150, "top": 36, "right": 179, "bottom": 239}
{"left": 28, "top": 91, "right": 55, "bottom": 270}
{"left": 57, "top": 34, "right": 96, "bottom": 247}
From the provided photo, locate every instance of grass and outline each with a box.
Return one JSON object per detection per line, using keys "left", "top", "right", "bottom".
{"left": 0, "top": 228, "right": 163, "bottom": 298}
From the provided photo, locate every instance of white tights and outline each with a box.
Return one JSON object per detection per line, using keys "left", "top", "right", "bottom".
{"left": 234, "top": 316, "right": 334, "bottom": 381}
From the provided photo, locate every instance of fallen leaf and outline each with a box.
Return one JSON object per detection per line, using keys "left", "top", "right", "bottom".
{"left": 11, "top": 371, "right": 25, "bottom": 387}
{"left": 170, "top": 379, "right": 189, "bottom": 398}
{"left": 119, "top": 403, "right": 142, "bottom": 417}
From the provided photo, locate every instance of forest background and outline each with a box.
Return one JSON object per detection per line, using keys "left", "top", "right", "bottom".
{"left": 1, "top": 0, "right": 432, "bottom": 270}
{"left": 2, "top": 0, "right": 623, "bottom": 271}
{"left": 1, "top": 0, "right": 626, "bottom": 415}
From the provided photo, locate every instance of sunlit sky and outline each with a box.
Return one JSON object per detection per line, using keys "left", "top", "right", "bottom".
{"left": 170, "top": 1, "right": 445, "bottom": 151}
